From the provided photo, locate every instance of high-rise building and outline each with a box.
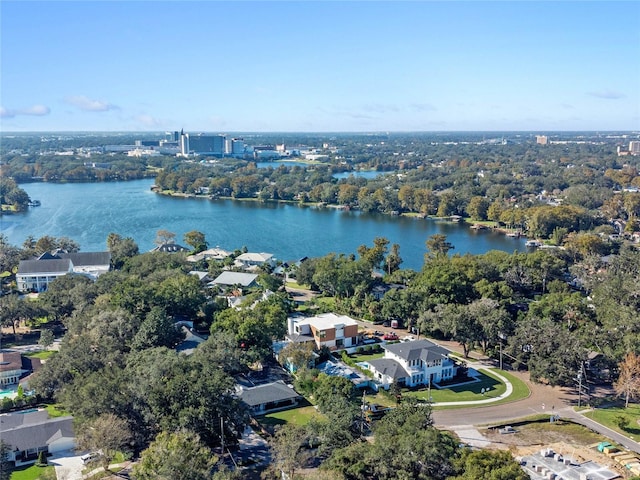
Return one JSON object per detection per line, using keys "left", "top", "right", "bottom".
{"left": 166, "top": 131, "right": 180, "bottom": 142}
{"left": 188, "top": 134, "right": 226, "bottom": 156}
{"left": 180, "top": 131, "right": 190, "bottom": 156}
{"left": 231, "top": 138, "right": 245, "bottom": 155}
{"left": 629, "top": 141, "right": 640, "bottom": 155}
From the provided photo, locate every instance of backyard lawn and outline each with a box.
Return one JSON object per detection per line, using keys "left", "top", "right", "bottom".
{"left": 45, "top": 404, "right": 71, "bottom": 418}
{"left": 25, "top": 350, "right": 56, "bottom": 360}
{"left": 349, "top": 350, "right": 385, "bottom": 363}
{"left": 259, "top": 405, "right": 322, "bottom": 428}
{"left": 584, "top": 403, "right": 640, "bottom": 439}
{"left": 10, "top": 464, "right": 55, "bottom": 480}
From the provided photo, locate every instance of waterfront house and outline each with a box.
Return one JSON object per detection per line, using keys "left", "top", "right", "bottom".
{"left": 366, "top": 339, "right": 457, "bottom": 390}
{"left": 16, "top": 251, "right": 111, "bottom": 293}
{"left": 287, "top": 312, "right": 359, "bottom": 350}
{"left": 0, "top": 409, "right": 75, "bottom": 467}
{"left": 234, "top": 252, "right": 275, "bottom": 270}
{"left": 186, "top": 247, "right": 231, "bottom": 263}
{"left": 150, "top": 242, "right": 189, "bottom": 253}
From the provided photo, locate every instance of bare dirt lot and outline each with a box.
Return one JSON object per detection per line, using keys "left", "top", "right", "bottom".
{"left": 481, "top": 419, "right": 632, "bottom": 478}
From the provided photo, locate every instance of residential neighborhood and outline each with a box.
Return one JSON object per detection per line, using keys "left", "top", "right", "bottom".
{"left": 1, "top": 230, "right": 640, "bottom": 480}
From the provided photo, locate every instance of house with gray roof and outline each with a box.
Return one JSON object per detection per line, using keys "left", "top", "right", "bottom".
{"left": 0, "top": 409, "right": 75, "bottom": 466}
{"left": 16, "top": 251, "right": 111, "bottom": 292}
{"left": 365, "top": 339, "right": 457, "bottom": 390}
{"left": 210, "top": 271, "right": 259, "bottom": 289}
{"left": 238, "top": 380, "right": 301, "bottom": 415}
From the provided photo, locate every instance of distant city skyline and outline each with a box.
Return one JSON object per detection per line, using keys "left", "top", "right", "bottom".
{"left": 1, "top": 1, "right": 638, "bottom": 132}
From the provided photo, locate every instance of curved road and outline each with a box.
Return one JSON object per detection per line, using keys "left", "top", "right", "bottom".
{"left": 349, "top": 318, "right": 640, "bottom": 454}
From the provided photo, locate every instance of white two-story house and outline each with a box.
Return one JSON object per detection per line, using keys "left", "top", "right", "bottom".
{"left": 366, "top": 339, "right": 457, "bottom": 390}
{"left": 16, "top": 251, "right": 111, "bottom": 293}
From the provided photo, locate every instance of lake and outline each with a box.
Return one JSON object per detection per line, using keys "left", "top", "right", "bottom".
{"left": 0, "top": 179, "right": 526, "bottom": 270}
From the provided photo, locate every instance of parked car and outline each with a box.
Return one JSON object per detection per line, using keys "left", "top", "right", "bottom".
{"left": 81, "top": 452, "right": 100, "bottom": 464}
{"left": 383, "top": 332, "right": 399, "bottom": 341}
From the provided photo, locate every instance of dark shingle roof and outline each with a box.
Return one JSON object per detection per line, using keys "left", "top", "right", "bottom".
{"left": 239, "top": 381, "right": 300, "bottom": 407}
{"left": 384, "top": 339, "right": 451, "bottom": 362}
{"left": 0, "top": 410, "right": 74, "bottom": 451}
{"left": 367, "top": 358, "right": 409, "bottom": 380}
{"left": 0, "top": 350, "right": 22, "bottom": 372}
{"left": 58, "top": 252, "right": 111, "bottom": 266}
{"left": 18, "top": 259, "right": 71, "bottom": 275}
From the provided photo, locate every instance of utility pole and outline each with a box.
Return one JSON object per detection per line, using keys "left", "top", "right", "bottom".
{"left": 498, "top": 332, "right": 506, "bottom": 371}
{"left": 360, "top": 390, "right": 366, "bottom": 437}
{"left": 577, "top": 372, "right": 582, "bottom": 408}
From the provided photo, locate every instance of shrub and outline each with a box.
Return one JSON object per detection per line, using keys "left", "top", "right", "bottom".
{"left": 36, "top": 450, "right": 48, "bottom": 466}
{"left": 614, "top": 414, "right": 630, "bottom": 431}
{"left": 0, "top": 397, "right": 14, "bottom": 412}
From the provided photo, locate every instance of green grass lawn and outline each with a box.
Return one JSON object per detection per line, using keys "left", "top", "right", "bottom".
{"left": 10, "top": 464, "right": 55, "bottom": 480}
{"left": 349, "top": 351, "right": 385, "bottom": 363}
{"left": 24, "top": 350, "right": 56, "bottom": 360}
{"left": 313, "top": 296, "right": 336, "bottom": 310}
{"left": 259, "top": 405, "right": 322, "bottom": 428}
{"left": 366, "top": 369, "right": 530, "bottom": 409}
{"left": 45, "top": 403, "right": 71, "bottom": 418}
{"left": 584, "top": 403, "right": 640, "bottom": 439}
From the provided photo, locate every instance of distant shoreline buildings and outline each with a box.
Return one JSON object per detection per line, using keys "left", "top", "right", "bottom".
{"left": 102, "top": 129, "right": 304, "bottom": 160}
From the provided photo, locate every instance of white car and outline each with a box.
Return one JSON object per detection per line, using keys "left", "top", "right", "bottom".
{"left": 80, "top": 452, "right": 100, "bottom": 464}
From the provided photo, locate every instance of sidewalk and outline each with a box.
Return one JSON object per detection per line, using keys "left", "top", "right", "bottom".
{"left": 431, "top": 365, "right": 515, "bottom": 407}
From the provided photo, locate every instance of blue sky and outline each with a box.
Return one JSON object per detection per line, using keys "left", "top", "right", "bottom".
{"left": 1, "top": 1, "right": 638, "bottom": 132}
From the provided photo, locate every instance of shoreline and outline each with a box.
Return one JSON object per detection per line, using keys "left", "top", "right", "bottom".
{"left": 151, "top": 188, "right": 527, "bottom": 238}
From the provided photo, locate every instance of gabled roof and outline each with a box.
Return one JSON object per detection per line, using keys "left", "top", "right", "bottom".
{"left": 58, "top": 251, "right": 111, "bottom": 266}
{"left": 0, "top": 350, "right": 22, "bottom": 372}
{"left": 211, "top": 271, "right": 258, "bottom": 287}
{"left": 384, "top": 339, "right": 452, "bottom": 363}
{"left": 188, "top": 270, "right": 210, "bottom": 282}
{"left": 0, "top": 411, "right": 74, "bottom": 451}
{"left": 236, "top": 252, "right": 273, "bottom": 263}
{"left": 367, "top": 358, "right": 409, "bottom": 380}
{"left": 239, "top": 380, "right": 300, "bottom": 407}
{"left": 17, "top": 259, "right": 72, "bottom": 275}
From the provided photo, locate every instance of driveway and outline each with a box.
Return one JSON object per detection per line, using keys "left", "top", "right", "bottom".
{"left": 48, "top": 450, "right": 84, "bottom": 480}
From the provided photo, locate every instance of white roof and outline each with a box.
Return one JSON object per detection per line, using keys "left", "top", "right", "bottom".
{"left": 293, "top": 312, "right": 358, "bottom": 330}
{"left": 236, "top": 252, "right": 273, "bottom": 262}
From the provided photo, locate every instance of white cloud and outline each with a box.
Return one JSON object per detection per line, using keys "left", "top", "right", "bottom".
{"left": 0, "top": 104, "right": 50, "bottom": 118}
{"left": 586, "top": 90, "right": 626, "bottom": 100}
{"left": 64, "top": 95, "right": 119, "bottom": 112}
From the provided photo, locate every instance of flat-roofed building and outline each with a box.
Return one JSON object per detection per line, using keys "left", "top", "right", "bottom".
{"left": 288, "top": 312, "right": 359, "bottom": 350}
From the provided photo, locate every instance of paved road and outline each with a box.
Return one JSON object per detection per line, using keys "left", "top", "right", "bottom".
{"left": 350, "top": 320, "right": 640, "bottom": 454}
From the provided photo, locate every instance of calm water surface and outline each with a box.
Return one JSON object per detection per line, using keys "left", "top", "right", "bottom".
{"left": 1, "top": 179, "right": 526, "bottom": 270}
